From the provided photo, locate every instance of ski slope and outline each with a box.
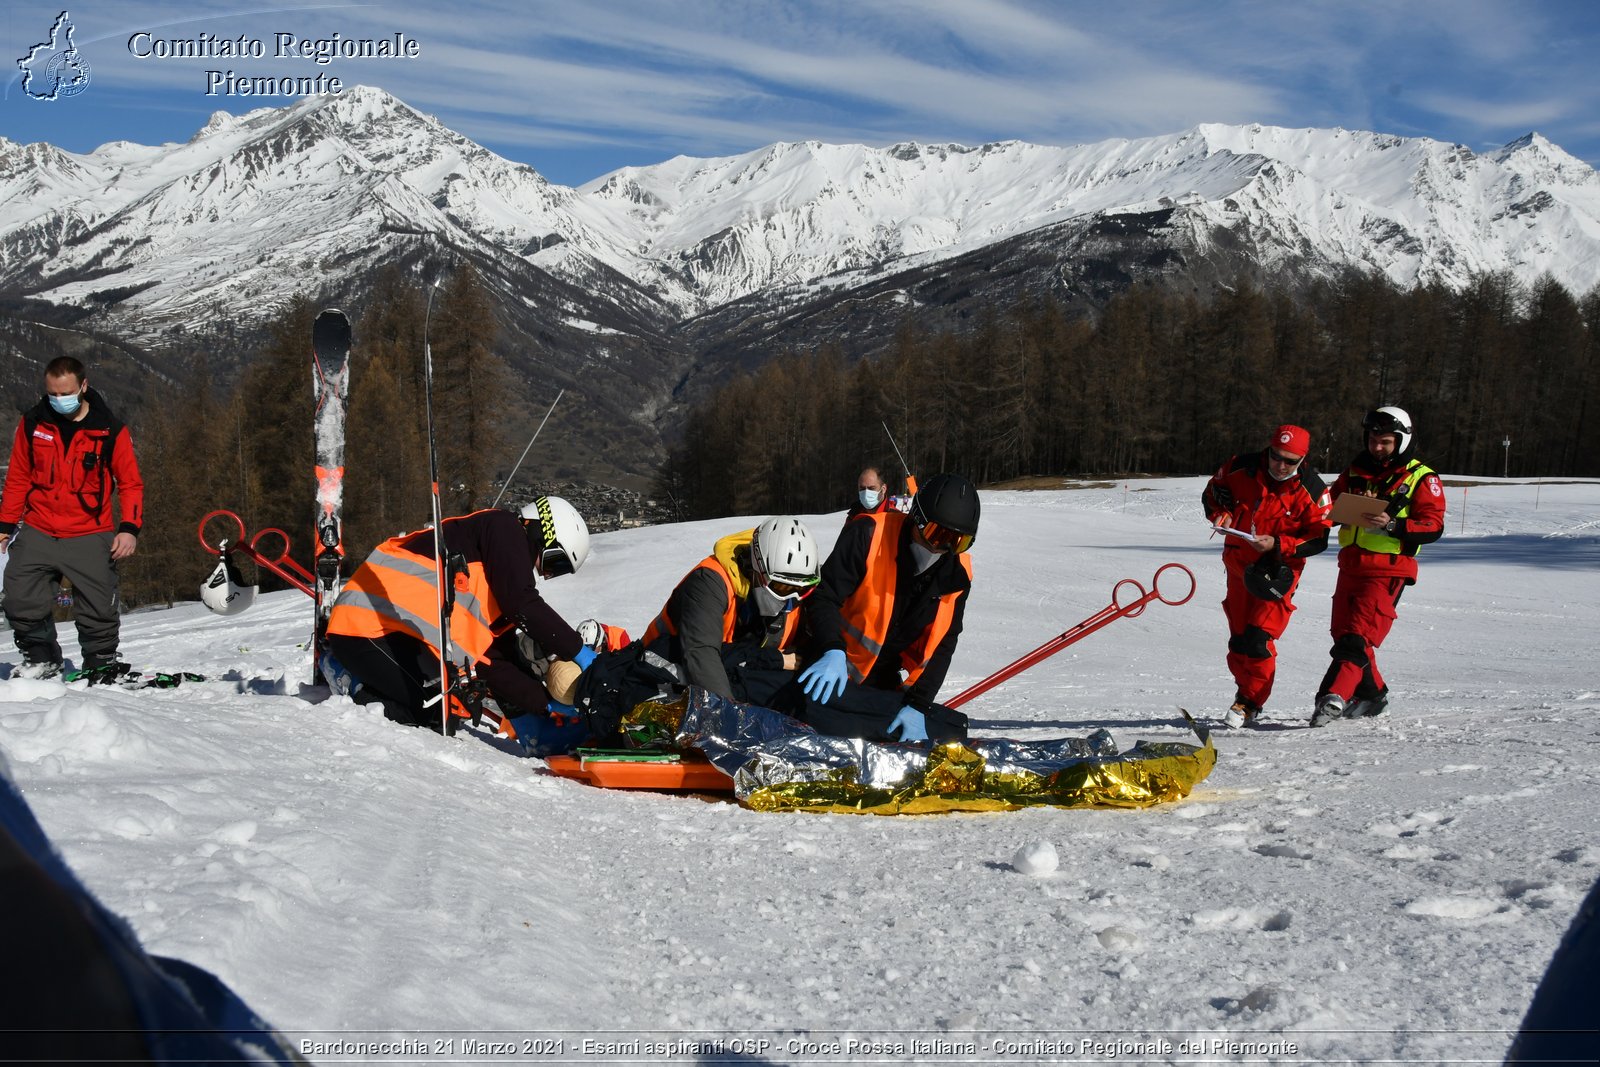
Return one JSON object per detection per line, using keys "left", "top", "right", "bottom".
{"left": 2, "top": 477, "right": 1596, "bottom": 1063}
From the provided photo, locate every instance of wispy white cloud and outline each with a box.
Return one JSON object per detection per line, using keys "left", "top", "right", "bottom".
{"left": 1408, "top": 92, "right": 1578, "bottom": 134}
{"left": 10, "top": 0, "right": 1598, "bottom": 180}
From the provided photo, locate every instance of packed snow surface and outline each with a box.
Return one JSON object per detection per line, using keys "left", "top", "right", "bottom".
{"left": 2, "top": 477, "right": 1596, "bottom": 1064}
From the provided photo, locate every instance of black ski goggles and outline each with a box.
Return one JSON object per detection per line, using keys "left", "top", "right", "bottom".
{"left": 916, "top": 519, "right": 975, "bottom": 554}
{"left": 538, "top": 546, "right": 574, "bottom": 578}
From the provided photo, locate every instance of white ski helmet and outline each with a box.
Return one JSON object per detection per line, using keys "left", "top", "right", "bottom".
{"left": 752, "top": 516, "right": 819, "bottom": 587}
{"left": 749, "top": 516, "right": 820, "bottom": 617}
{"left": 200, "top": 554, "right": 256, "bottom": 616}
{"left": 520, "top": 496, "right": 590, "bottom": 577}
{"left": 1363, "top": 406, "right": 1413, "bottom": 454}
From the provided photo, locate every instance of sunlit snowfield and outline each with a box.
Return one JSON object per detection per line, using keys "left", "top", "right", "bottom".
{"left": 3, "top": 477, "right": 1595, "bottom": 1064}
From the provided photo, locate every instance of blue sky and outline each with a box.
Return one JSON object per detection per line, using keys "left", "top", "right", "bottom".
{"left": 5, "top": 0, "right": 1598, "bottom": 187}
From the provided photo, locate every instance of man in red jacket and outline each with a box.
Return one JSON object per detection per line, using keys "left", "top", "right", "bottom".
{"left": 1311, "top": 406, "right": 1445, "bottom": 726}
{"left": 1202, "top": 425, "right": 1331, "bottom": 728}
{"left": 1, "top": 358, "right": 144, "bottom": 681}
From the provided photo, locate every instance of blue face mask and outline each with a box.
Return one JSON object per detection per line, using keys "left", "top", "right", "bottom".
{"left": 858, "top": 488, "right": 884, "bottom": 510}
{"left": 49, "top": 392, "right": 82, "bottom": 416}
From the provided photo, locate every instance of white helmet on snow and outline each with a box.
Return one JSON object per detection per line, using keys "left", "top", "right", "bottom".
{"left": 200, "top": 553, "right": 256, "bottom": 616}
{"left": 749, "top": 516, "right": 820, "bottom": 616}
{"left": 520, "top": 496, "right": 590, "bottom": 578}
{"left": 1363, "top": 406, "right": 1413, "bottom": 454}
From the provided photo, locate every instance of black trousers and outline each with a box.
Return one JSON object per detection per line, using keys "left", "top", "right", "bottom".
{"left": 326, "top": 632, "right": 436, "bottom": 728}
{"left": 792, "top": 681, "right": 967, "bottom": 743}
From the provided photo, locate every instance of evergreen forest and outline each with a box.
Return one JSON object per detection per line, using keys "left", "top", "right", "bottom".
{"left": 65, "top": 265, "right": 1600, "bottom": 609}
{"left": 659, "top": 270, "right": 1600, "bottom": 518}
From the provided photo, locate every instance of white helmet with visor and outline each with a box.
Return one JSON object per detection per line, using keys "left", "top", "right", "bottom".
{"left": 749, "top": 516, "right": 820, "bottom": 616}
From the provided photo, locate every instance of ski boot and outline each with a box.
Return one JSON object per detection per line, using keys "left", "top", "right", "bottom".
{"left": 70, "top": 657, "right": 135, "bottom": 686}
{"left": 1309, "top": 693, "right": 1346, "bottom": 728}
{"left": 1222, "top": 700, "right": 1261, "bottom": 730}
{"left": 1345, "top": 690, "right": 1390, "bottom": 718}
{"left": 13, "top": 658, "right": 64, "bottom": 681}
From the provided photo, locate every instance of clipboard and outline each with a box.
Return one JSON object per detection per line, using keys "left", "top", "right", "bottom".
{"left": 1210, "top": 524, "right": 1256, "bottom": 541}
{"left": 1329, "top": 493, "right": 1387, "bottom": 525}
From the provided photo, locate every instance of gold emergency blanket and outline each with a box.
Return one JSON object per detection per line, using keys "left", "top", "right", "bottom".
{"left": 630, "top": 689, "right": 1216, "bottom": 815}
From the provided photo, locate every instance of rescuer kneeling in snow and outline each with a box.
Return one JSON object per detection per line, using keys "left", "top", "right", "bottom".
{"left": 796, "top": 473, "right": 977, "bottom": 744}
{"left": 640, "top": 515, "right": 820, "bottom": 706}
{"left": 324, "top": 497, "right": 598, "bottom": 755}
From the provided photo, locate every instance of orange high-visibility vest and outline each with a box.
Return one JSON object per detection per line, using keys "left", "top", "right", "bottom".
{"left": 327, "top": 519, "right": 506, "bottom": 666}
{"left": 838, "top": 510, "right": 972, "bottom": 687}
{"left": 644, "top": 557, "right": 801, "bottom": 650}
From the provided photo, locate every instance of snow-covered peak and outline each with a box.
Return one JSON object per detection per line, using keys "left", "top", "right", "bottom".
{"left": 2, "top": 97, "right": 1598, "bottom": 338}
{"left": 298, "top": 83, "right": 439, "bottom": 134}
{"left": 191, "top": 110, "right": 238, "bottom": 142}
{"left": 1490, "top": 132, "right": 1597, "bottom": 187}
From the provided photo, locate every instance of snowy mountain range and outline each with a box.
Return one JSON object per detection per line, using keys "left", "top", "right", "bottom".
{"left": 3, "top": 86, "right": 1598, "bottom": 474}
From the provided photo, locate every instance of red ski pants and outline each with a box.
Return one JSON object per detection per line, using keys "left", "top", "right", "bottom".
{"left": 1221, "top": 554, "right": 1298, "bottom": 708}
{"left": 1321, "top": 571, "right": 1407, "bottom": 701}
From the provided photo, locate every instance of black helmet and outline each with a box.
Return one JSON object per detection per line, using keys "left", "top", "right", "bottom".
{"left": 911, "top": 473, "right": 980, "bottom": 552}
{"left": 1243, "top": 558, "right": 1294, "bottom": 602}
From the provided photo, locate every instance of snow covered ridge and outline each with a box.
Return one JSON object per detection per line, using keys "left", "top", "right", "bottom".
{"left": 2, "top": 84, "right": 1598, "bottom": 336}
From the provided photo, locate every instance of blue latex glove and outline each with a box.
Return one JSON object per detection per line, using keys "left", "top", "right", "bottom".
{"left": 506, "top": 710, "right": 587, "bottom": 758}
{"left": 798, "top": 648, "right": 849, "bottom": 704}
{"left": 572, "top": 645, "right": 598, "bottom": 672}
{"left": 886, "top": 706, "right": 928, "bottom": 742}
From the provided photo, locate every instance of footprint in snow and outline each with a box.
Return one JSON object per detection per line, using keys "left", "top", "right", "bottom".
{"left": 1251, "top": 841, "right": 1313, "bottom": 860}
{"left": 1365, "top": 811, "right": 1453, "bottom": 838}
{"left": 1212, "top": 985, "right": 1285, "bottom": 1016}
{"left": 1401, "top": 896, "right": 1510, "bottom": 921}
{"left": 1501, "top": 879, "right": 1575, "bottom": 910}
{"left": 111, "top": 814, "right": 156, "bottom": 838}
{"left": 1189, "top": 907, "right": 1292, "bottom": 932}
{"left": 1382, "top": 843, "right": 1444, "bottom": 861}
{"left": 1095, "top": 926, "right": 1143, "bottom": 954}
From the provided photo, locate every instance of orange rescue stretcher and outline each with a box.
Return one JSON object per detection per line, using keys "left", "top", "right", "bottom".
{"left": 546, "top": 749, "right": 733, "bottom": 793}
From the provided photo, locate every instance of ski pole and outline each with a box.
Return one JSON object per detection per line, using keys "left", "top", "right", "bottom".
{"left": 420, "top": 281, "right": 454, "bottom": 736}
{"left": 490, "top": 389, "right": 564, "bottom": 510}
{"left": 945, "top": 563, "right": 1196, "bottom": 709}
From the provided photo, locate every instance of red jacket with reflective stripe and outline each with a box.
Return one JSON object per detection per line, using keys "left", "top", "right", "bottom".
{"left": 1328, "top": 454, "right": 1446, "bottom": 582}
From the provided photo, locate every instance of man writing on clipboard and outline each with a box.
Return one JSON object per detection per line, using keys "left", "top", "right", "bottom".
{"left": 1310, "top": 406, "right": 1445, "bottom": 727}
{"left": 1202, "top": 425, "right": 1332, "bottom": 728}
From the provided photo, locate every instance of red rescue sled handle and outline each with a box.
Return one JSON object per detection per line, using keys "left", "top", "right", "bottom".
{"left": 197, "top": 510, "right": 316, "bottom": 598}
{"left": 945, "top": 562, "right": 1196, "bottom": 710}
